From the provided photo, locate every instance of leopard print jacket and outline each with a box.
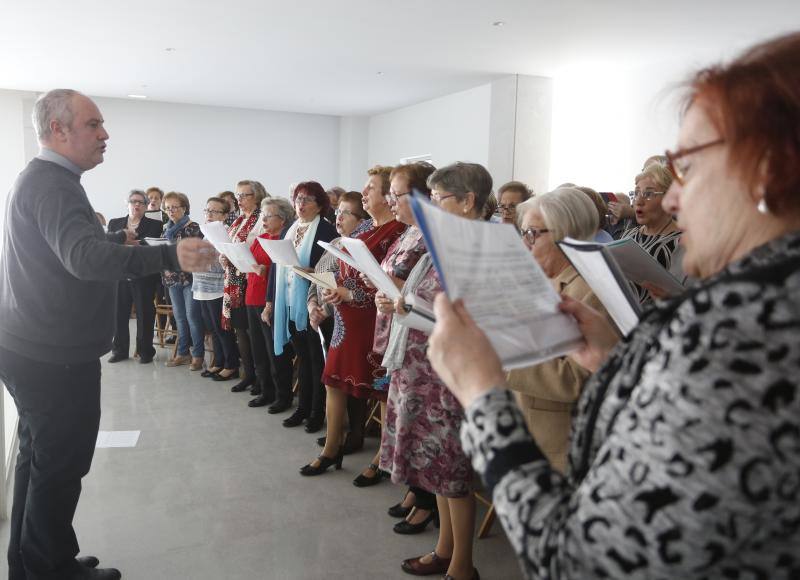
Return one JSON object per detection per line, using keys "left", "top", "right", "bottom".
{"left": 461, "top": 231, "right": 800, "bottom": 579}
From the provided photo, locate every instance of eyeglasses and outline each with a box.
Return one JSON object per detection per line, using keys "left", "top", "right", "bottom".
{"left": 295, "top": 195, "right": 317, "bottom": 205}
{"left": 384, "top": 190, "right": 411, "bottom": 204}
{"left": 520, "top": 227, "right": 550, "bottom": 246}
{"left": 497, "top": 203, "right": 518, "bottom": 213}
{"left": 128, "top": 200, "right": 146, "bottom": 206}
{"left": 630, "top": 190, "right": 665, "bottom": 201}
{"left": 665, "top": 138, "right": 724, "bottom": 185}
{"left": 164, "top": 206, "right": 184, "bottom": 212}
{"left": 335, "top": 209, "right": 357, "bottom": 218}
{"left": 203, "top": 209, "right": 227, "bottom": 216}
{"left": 235, "top": 192, "right": 255, "bottom": 199}
{"left": 431, "top": 192, "right": 457, "bottom": 204}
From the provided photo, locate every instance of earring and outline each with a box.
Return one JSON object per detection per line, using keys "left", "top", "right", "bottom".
{"left": 757, "top": 199, "right": 769, "bottom": 214}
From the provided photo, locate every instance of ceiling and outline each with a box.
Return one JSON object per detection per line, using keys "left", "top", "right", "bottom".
{"left": 1, "top": 0, "right": 798, "bottom": 116}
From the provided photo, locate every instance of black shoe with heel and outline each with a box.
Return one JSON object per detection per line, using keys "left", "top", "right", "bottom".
{"left": 299, "top": 449, "right": 344, "bottom": 476}
{"left": 393, "top": 508, "right": 439, "bottom": 534}
{"left": 352, "top": 463, "right": 387, "bottom": 487}
{"left": 212, "top": 368, "right": 240, "bottom": 382}
{"left": 388, "top": 488, "right": 415, "bottom": 518}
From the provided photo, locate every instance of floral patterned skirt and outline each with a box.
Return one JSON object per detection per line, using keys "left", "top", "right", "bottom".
{"left": 379, "top": 358, "right": 472, "bottom": 497}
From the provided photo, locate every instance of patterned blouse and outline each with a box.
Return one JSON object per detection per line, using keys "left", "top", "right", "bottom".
{"left": 621, "top": 225, "right": 684, "bottom": 304}
{"left": 161, "top": 221, "right": 202, "bottom": 287}
{"left": 460, "top": 230, "right": 800, "bottom": 579}
{"left": 222, "top": 209, "right": 262, "bottom": 327}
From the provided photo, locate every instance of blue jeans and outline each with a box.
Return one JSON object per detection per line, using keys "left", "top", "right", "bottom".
{"left": 168, "top": 283, "right": 204, "bottom": 358}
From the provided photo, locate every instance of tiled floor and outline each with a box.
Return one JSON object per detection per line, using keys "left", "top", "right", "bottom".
{"left": 0, "top": 341, "right": 521, "bottom": 580}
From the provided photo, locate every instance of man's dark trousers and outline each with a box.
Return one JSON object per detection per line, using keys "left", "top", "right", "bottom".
{"left": 0, "top": 345, "right": 101, "bottom": 580}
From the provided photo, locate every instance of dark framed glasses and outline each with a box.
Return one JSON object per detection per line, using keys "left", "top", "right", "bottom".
{"left": 665, "top": 138, "right": 724, "bottom": 185}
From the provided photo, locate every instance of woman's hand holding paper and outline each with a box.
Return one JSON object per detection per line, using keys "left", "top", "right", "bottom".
{"left": 375, "top": 291, "right": 394, "bottom": 314}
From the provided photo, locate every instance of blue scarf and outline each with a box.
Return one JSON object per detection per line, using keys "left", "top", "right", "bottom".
{"left": 164, "top": 214, "right": 190, "bottom": 241}
{"left": 273, "top": 215, "right": 320, "bottom": 354}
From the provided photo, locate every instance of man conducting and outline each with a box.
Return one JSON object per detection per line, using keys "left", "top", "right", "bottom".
{"left": 0, "top": 89, "right": 215, "bottom": 580}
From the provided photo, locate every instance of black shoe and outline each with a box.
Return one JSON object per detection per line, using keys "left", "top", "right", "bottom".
{"left": 250, "top": 385, "right": 262, "bottom": 396}
{"left": 212, "top": 369, "right": 240, "bottom": 382}
{"left": 68, "top": 566, "right": 121, "bottom": 580}
{"left": 388, "top": 489, "right": 414, "bottom": 518}
{"left": 138, "top": 355, "right": 154, "bottom": 364}
{"left": 248, "top": 395, "right": 273, "bottom": 408}
{"left": 108, "top": 353, "right": 128, "bottom": 363}
{"left": 304, "top": 416, "right": 324, "bottom": 433}
{"left": 317, "top": 432, "right": 363, "bottom": 454}
{"left": 230, "top": 376, "right": 254, "bottom": 392}
{"left": 268, "top": 400, "right": 292, "bottom": 414}
{"left": 76, "top": 556, "right": 100, "bottom": 568}
{"left": 200, "top": 368, "right": 220, "bottom": 378}
{"left": 282, "top": 409, "right": 307, "bottom": 427}
{"left": 299, "top": 449, "right": 344, "bottom": 476}
{"left": 316, "top": 435, "right": 327, "bottom": 447}
{"left": 353, "top": 463, "right": 388, "bottom": 487}
{"left": 393, "top": 509, "right": 438, "bottom": 534}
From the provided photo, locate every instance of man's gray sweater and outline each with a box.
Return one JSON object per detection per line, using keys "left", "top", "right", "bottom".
{"left": 0, "top": 157, "right": 180, "bottom": 363}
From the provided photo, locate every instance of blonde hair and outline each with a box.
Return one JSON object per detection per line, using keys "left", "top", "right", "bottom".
{"left": 367, "top": 165, "right": 394, "bottom": 195}
{"left": 519, "top": 188, "right": 598, "bottom": 241}
{"left": 635, "top": 163, "right": 673, "bottom": 192}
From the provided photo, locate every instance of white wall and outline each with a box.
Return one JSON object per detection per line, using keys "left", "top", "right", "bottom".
{"left": 367, "top": 84, "right": 492, "bottom": 169}
{"left": 80, "top": 97, "right": 341, "bottom": 222}
{"left": 548, "top": 59, "right": 692, "bottom": 193}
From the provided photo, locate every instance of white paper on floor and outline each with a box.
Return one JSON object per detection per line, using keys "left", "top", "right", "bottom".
{"left": 96, "top": 430, "right": 141, "bottom": 448}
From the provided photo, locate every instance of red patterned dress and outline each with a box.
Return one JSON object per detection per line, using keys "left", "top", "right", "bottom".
{"left": 322, "top": 219, "right": 406, "bottom": 400}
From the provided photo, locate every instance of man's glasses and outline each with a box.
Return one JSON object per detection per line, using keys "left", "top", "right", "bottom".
{"left": 520, "top": 227, "right": 550, "bottom": 246}
{"left": 665, "top": 138, "right": 724, "bottom": 185}
{"left": 630, "top": 190, "right": 665, "bottom": 201}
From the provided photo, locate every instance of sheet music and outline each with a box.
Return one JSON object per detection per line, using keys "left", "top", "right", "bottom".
{"left": 606, "top": 238, "right": 685, "bottom": 295}
{"left": 339, "top": 237, "right": 401, "bottom": 300}
{"left": 257, "top": 238, "right": 301, "bottom": 267}
{"left": 317, "top": 241, "right": 359, "bottom": 270}
{"left": 142, "top": 237, "right": 170, "bottom": 246}
{"left": 410, "top": 195, "right": 583, "bottom": 370}
{"left": 558, "top": 238, "right": 640, "bottom": 336}
{"left": 218, "top": 242, "right": 258, "bottom": 274}
{"left": 199, "top": 221, "right": 232, "bottom": 249}
{"left": 293, "top": 269, "right": 337, "bottom": 290}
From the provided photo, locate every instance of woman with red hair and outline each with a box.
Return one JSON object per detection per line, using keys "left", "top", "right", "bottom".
{"left": 427, "top": 32, "right": 800, "bottom": 578}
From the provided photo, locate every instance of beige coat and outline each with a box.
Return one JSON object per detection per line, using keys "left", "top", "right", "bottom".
{"left": 507, "top": 265, "right": 611, "bottom": 473}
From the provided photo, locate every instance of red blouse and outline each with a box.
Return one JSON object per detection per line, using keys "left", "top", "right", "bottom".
{"left": 245, "top": 232, "right": 280, "bottom": 307}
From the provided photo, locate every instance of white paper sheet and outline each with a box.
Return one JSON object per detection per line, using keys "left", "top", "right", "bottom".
{"left": 398, "top": 294, "right": 436, "bottom": 334}
{"left": 339, "top": 237, "right": 401, "bottom": 300}
{"left": 96, "top": 430, "right": 141, "bottom": 448}
{"left": 411, "top": 196, "right": 584, "bottom": 369}
{"left": 199, "top": 221, "right": 232, "bottom": 248}
{"left": 606, "top": 238, "right": 685, "bottom": 295}
{"left": 317, "top": 240, "right": 359, "bottom": 270}
{"left": 257, "top": 238, "right": 301, "bottom": 267}
{"left": 559, "top": 238, "right": 640, "bottom": 336}
{"left": 143, "top": 237, "right": 170, "bottom": 246}
{"left": 293, "top": 269, "right": 337, "bottom": 290}
{"left": 219, "top": 242, "right": 258, "bottom": 273}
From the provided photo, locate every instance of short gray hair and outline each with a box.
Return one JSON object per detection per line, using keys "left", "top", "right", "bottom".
{"left": 427, "top": 162, "right": 493, "bottom": 214}
{"left": 128, "top": 189, "right": 147, "bottom": 204}
{"left": 518, "top": 188, "right": 599, "bottom": 241}
{"left": 32, "top": 89, "right": 80, "bottom": 141}
{"left": 262, "top": 197, "right": 296, "bottom": 224}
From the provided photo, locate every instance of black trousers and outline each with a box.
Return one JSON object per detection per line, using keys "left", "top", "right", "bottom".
{"left": 200, "top": 298, "right": 239, "bottom": 370}
{"left": 251, "top": 308, "right": 294, "bottom": 405}
{"left": 112, "top": 275, "right": 158, "bottom": 359}
{"left": 0, "top": 346, "right": 101, "bottom": 580}
{"left": 289, "top": 320, "right": 329, "bottom": 420}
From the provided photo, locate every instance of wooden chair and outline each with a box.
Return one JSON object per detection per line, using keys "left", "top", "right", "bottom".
{"left": 474, "top": 489, "right": 497, "bottom": 539}
{"left": 154, "top": 299, "right": 178, "bottom": 352}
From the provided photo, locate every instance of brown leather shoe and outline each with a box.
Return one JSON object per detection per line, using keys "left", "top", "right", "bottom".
{"left": 400, "top": 552, "right": 451, "bottom": 576}
{"left": 189, "top": 357, "right": 204, "bottom": 371}
{"left": 165, "top": 355, "right": 191, "bottom": 367}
